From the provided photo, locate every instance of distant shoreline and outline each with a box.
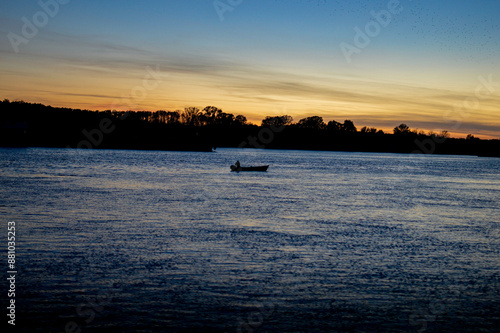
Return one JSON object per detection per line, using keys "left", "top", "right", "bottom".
{"left": 1, "top": 100, "right": 499, "bottom": 158}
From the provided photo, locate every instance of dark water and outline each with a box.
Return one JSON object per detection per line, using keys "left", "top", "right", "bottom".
{"left": 1, "top": 148, "right": 499, "bottom": 332}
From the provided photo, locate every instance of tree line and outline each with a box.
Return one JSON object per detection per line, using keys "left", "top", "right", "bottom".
{"left": 0, "top": 99, "right": 498, "bottom": 156}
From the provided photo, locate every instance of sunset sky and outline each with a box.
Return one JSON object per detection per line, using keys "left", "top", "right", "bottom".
{"left": 1, "top": 0, "right": 499, "bottom": 138}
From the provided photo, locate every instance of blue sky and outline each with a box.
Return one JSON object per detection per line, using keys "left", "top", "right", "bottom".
{"left": 1, "top": 0, "right": 499, "bottom": 137}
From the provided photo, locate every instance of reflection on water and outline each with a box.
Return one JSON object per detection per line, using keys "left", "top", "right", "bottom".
{"left": 1, "top": 148, "right": 499, "bottom": 332}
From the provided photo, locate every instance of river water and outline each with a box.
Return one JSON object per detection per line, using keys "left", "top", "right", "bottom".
{"left": 1, "top": 148, "right": 499, "bottom": 332}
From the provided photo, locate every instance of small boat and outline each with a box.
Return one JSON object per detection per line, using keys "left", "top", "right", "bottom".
{"left": 230, "top": 165, "right": 269, "bottom": 172}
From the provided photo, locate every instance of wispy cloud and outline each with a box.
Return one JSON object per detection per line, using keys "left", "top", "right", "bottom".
{"left": 0, "top": 10, "right": 498, "bottom": 138}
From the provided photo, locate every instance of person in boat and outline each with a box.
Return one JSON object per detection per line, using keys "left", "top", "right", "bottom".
{"left": 230, "top": 160, "right": 241, "bottom": 172}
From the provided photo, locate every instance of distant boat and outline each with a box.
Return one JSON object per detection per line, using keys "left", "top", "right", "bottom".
{"left": 230, "top": 165, "right": 269, "bottom": 172}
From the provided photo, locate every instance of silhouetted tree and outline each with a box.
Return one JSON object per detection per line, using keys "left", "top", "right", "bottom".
{"left": 393, "top": 123, "right": 411, "bottom": 135}
{"left": 413, "top": 129, "right": 426, "bottom": 136}
{"left": 261, "top": 115, "right": 293, "bottom": 128}
{"left": 235, "top": 115, "right": 247, "bottom": 125}
{"left": 438, "top": 130, "right": 450, "bottom": 139}
{"left": 327, "top": 120, "right": 342, "bottom": 131}
{"left": 199, "top": 106, "right": 243, "bottom": 126}
{"left": 214, "top": 112, "right": 235, "bottom": 126}
{"left": 297, "top": 116, "right": 325, "bottom": 130}
{"left": 360, "top": 126, "right": 377, "bottom": 134}
{"left": 342, "top": 120, "right": 357, "bottom": 133}
{"left": 165, "top": 111, "right": 180, "bottom": 124}
{"left": 201, "top": 106, "right": 222, "bottom": 125}
{"left": 181, "top": 107, "right": 202, "bottom": 126}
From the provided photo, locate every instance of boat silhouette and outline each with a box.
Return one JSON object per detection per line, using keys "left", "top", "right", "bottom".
{"left": 230, "top": 164, "right": 269, "bottom": 172}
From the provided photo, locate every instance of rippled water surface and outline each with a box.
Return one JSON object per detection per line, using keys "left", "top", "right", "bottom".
{"left": 1, "top": 148, "right": 499, "bottom": 332}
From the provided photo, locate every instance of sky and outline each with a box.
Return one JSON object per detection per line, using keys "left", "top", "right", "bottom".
{"left": 0, "top": 0, "right": 499, "bottom": 138}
